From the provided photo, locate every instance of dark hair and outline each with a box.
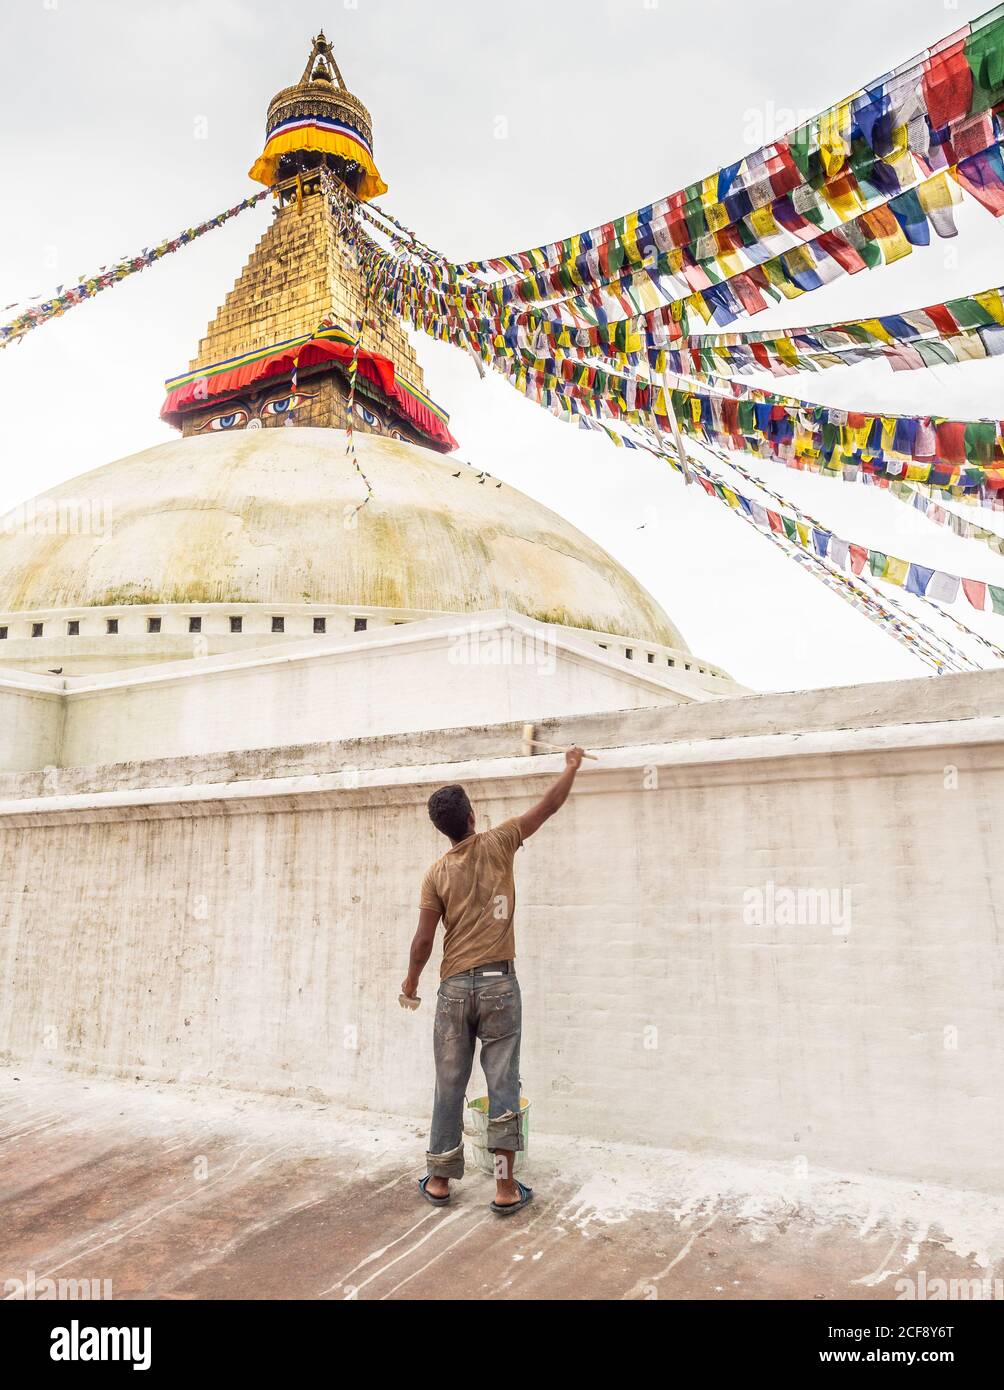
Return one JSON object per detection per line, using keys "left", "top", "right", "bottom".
{"left": 427, "top": 784, "right": 473, "bottom": 841}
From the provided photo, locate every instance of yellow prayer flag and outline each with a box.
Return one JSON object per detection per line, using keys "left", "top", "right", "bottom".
{"left": 859, "top": 318, "right": 894, "bottom": 344}
{"left": 818, "top": 177, "right": 861, "bottom": 222}
{"left": 764, "top": 258, "right": 804, "bottom": 300}
{"left": 714, "top": 251, "right": 744, "bottom": 279}
{"left": 917, "top": 171, "right": 962, "bottom": 214}
{"left": 622, "top": 212, "right": 640, "bottom": 264}
{"left": 818, "top": 103, "right": 851, "bottom": 175}
{"left": 884, "top": 147, "right": 916, "bottom": 189}
{"left": 688, "top": 292, "right": 713, "bottom": 324}
{"left": 635, "top": 277, "right": 663, "bottom": 313}
{"left": 884, "top": 556, "right": 909, "bottom": 586}
{"left": 704, "top": 202, "right": 729, "bottom": 233}
{"left": 974, "top": 289, "right": 1004, "bottom": 325}
{"left": 749, "top": 204, "right": 781, "bottom": 239}
{"left": 879, "top": 225, "right": 912, "bottom": 264}
{"left": 883, "top": 122, "right": 909, "bottom": 163}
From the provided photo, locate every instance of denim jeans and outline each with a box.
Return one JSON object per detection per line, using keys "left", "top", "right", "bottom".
{"left": 426, "top": 961, "right": 522, "bottom": 1180}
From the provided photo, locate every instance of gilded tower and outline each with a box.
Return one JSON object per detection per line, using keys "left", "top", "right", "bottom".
{"left": 160, "top": 32, "right": 456, "bottom": 451}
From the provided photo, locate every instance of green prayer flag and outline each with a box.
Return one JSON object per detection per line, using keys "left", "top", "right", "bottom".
{"left": 964, "top": 420, "right": 996, "bottom": 465}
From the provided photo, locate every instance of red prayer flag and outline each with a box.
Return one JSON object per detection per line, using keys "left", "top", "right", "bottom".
{"left": 816, "top": 229, "right": 867, "bottom": 273}
{"left": 923, "top": 302, "right": 959, "bottom": 336}
{"left": 923, "top": 41, "right": 974, "bottom": 130}
{"left": 962, "top": 577, "right": 987, "bottom": 609}
{"left": 730, "top": 273, "right": 769, "bottom": 316}
{"left": 848, "top": 544, "right": 868, "bottom": 574}
{"left": 936, "top": 420, "right": 967, "bottom": 464}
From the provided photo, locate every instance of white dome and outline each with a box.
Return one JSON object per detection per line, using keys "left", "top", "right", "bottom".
{"left": 0, "top": 428, "right": 690, "bottom": 650}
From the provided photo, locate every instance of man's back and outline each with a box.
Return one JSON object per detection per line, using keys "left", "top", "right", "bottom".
{"left": 419, "top": 817, "right": 523, "bottom": 979}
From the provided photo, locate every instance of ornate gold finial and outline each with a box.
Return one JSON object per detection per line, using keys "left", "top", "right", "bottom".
{"left": 298, "top": 30, "right": 346, "bottom": 90}
{"left": 248, "top": 30, "right": 387, "bottom": 201}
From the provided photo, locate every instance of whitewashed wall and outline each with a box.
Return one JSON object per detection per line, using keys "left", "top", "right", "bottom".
{"left": 0, "top": 615, "right": 710, "bottom": 772}
{"left": 1, "top": 677, "right": 1002, "bottom": 1192}
{"left": 0, "top": 672, "right": 62, "bottom": 772}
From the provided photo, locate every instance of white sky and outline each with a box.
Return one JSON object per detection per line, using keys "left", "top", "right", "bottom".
{"left": 2, "top": 0, "right": 1004, "bottom": 691}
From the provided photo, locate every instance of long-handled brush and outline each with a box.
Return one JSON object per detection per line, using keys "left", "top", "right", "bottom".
{"left": 520, "top": 723, "right": 599, "bottom": 759}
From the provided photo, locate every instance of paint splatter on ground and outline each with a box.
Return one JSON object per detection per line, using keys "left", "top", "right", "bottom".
{"left": 1, "top": 1069, "right": 1000, "bottom": 1301}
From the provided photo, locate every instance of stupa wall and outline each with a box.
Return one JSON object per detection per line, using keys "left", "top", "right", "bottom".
{"left": 1, "top": 671, "right": 1002, "bottom": 1191}
{"left": 0, "top": 616, "right": 689, "bottom": 766}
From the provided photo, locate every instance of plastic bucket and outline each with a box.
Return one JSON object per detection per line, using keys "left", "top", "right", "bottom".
{"left": 463, "top": 1095, "right": 530, "bottom": 1176}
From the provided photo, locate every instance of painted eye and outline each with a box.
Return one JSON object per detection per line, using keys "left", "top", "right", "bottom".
{"left": 354, "top": 403, "right": 380, "bottom": 428}
{"left": 206, "top": 410, "right": 247, "bottom": 432}
{"left": 263, "top": 396, "right": 294, "bottom": 416}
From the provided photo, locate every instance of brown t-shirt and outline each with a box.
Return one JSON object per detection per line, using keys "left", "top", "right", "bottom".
{"left": 419, "top": 817, "right": 524, "bottom": 979}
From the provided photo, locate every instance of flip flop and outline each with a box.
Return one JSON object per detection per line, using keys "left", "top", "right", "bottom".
{"left": 418, "top": 1175, "right": 451, "bottom": 1205}
{"left": 491, "top": 1180, "right": 534, "bottom": 1216}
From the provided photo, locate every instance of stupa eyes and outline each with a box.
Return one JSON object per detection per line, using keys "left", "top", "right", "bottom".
{"left": 354, "top": 402, "right": 382, "bottom": 430}
{"left": 196, "top": 390, "right": 315, "bottom": 434}
{"left": 260, "top": 390, "right": 314, "bottom": 420}
{"left": 205, "top": 409, "right": 248, "bottom": 432}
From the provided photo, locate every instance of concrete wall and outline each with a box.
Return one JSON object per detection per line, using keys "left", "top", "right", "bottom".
{"left": 0, "top": 670, "right": 62, "bottom": 772}
{"left": 1, "top": 671, "right": 1002, "bottom": 1191}
{"left": 0, "top": 614, "right": 712, "bottom": 772}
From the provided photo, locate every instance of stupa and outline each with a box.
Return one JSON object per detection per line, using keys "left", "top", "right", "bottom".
{"left": 0, "top": 32, "right": 739, "bottom": 693}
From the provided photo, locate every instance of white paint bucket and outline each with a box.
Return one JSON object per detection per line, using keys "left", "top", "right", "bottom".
{"left": 463, "top": 1095, "right": 530, "bottom": 1176}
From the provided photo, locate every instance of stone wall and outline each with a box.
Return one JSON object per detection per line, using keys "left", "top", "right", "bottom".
{"left": 1, "top": 672, "right": 1002, "bottom": 1191}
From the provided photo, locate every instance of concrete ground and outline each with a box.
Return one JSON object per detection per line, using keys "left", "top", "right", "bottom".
{"left": 1, "top": 1068, "right": 1000, "bottom": 1302}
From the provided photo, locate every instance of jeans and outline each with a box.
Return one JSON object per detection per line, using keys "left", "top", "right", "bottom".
{"left": 426, "top": 961, "right": 522, "bottom": 1179}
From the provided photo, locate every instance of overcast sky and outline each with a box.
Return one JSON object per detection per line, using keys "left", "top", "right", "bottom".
{"left": 2, "top": 0, "right": 1003, "bottom": 691}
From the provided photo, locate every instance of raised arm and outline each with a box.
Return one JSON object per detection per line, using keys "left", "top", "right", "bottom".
{"left": 517, "top": 747, "right": 585, "bottom": 840}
